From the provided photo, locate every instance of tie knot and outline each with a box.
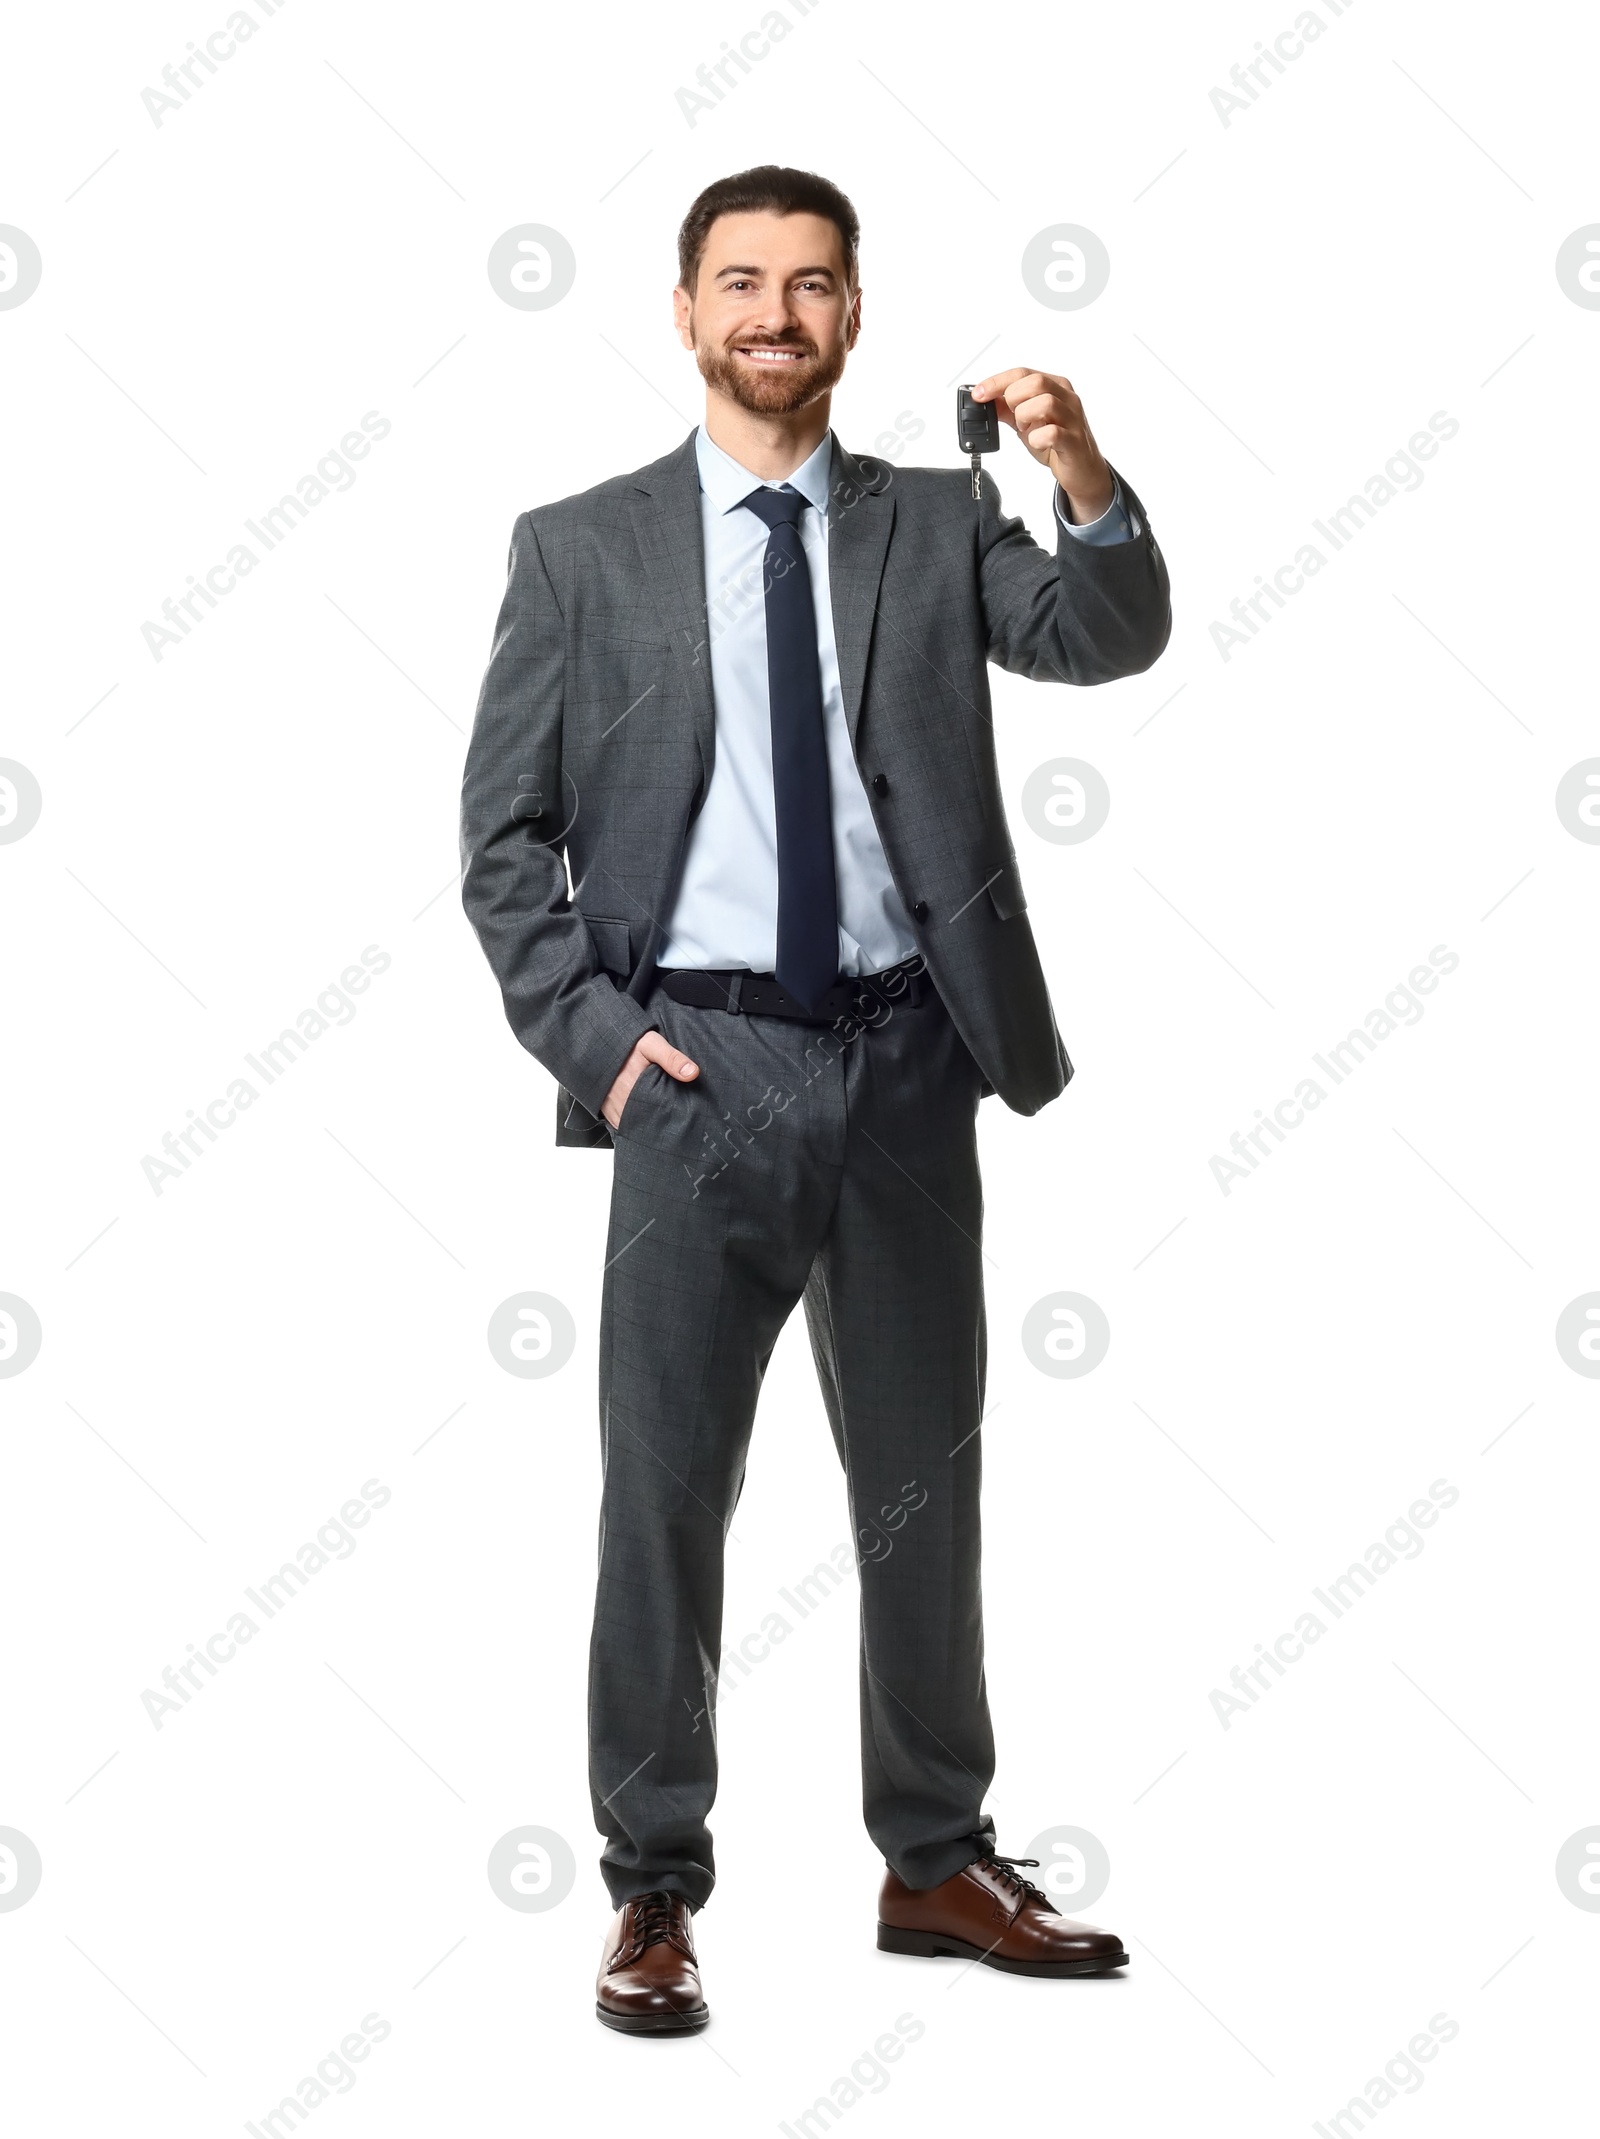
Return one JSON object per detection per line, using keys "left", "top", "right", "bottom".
{"left": 740, "top": 483, "right": 807, "bottom": 532}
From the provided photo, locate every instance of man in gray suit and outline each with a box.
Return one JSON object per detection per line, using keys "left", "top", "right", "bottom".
{"left": 461, "top": 166, "right": 1170, "bottom": 2031}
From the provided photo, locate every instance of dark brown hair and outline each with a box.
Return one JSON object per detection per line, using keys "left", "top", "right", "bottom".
{"left": 676, "top": 166, "right": 859, "bottom": 294}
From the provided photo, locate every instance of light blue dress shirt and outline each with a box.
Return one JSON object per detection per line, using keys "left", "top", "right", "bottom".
{"left": 657, "top": 425, "right": 1136, "bottom": 976}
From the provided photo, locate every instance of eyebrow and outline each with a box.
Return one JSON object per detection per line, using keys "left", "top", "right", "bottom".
{"left": 713, "top": 264, "right": 838, "bottom": 280}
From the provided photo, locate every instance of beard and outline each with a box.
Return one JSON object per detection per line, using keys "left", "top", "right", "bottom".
{"left": 693, "top": 324, "right": 848, "bottom": 415}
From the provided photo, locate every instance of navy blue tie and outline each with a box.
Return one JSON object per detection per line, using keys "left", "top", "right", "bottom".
{"left": 740, "top": 484, "right": 838, "bottom": 1012}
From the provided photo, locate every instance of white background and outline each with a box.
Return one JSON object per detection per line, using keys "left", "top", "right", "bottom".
{"left": 3, "top": 0, "right": 1597, "bottom": 2131}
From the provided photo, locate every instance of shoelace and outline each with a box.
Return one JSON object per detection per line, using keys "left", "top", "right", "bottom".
{"left": 976, "top": 1852, "right": 1051, "bottom": 1908}
{"left": 626, "top": 1890, "right": 687, "bottom": 1955}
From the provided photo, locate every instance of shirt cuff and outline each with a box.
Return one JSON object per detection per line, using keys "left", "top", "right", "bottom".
{"left": 1055, "top": 472, "right": 1140, "bottom": 546}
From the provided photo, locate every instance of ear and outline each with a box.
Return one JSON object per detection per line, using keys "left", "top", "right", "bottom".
{"left": 845, "top": 285, "right": 862, "bottom": 349}
{"left": 672, "top": 284, "right": 695, "bottom": 350}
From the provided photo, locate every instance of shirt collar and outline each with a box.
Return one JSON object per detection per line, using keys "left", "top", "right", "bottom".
{"left": 694, "top": 424, "right": 833, "bottom": 520}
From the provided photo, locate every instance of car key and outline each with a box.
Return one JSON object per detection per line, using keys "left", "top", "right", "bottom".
{"left": 956, "top": 384, "right": 1000, "bottom": 499}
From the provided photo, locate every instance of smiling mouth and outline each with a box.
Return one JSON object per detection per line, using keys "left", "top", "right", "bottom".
{"left": 733, "top": 344, "right": 810, "bottom": 363}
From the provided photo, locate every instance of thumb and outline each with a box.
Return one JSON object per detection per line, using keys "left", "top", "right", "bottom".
{"left": 639, "top": 1029, "right": 699, "bottom": 1080}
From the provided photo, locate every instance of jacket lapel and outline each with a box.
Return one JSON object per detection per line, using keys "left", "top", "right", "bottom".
{"left": 627, "top": 433, "right": 715, "bottom": 794}
{"left": 827, "top": 437, "right": 896, "bottom": 751}
{"left": 627, "top": 431, "right": 896, "bottom": 780}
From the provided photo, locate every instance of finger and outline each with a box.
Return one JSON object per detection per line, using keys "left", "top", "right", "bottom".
{"left": 1017, "top": 423, "right": 1087, "bottom": 465}
{"left": 1012, "top": 381, "right": 1080, "bottom": 416}
{"left": 639, "top": 1030, "right": 700, "bottom": 1079}
{"left": 1011, "top": 392, "right": 1077, "bottom": 432}
{"left": 969, "top": 367, "right": 1030, "bottom": 401}
{"left": 1010, "top": 370, "right": 1076, "bottom": 400}
{"left": 1000, "top": 372, "right": 1049, "bottom": 410}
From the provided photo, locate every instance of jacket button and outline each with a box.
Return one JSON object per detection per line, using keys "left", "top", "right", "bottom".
{"left": 912, "top": 900, "right": 929, "bottom": 922}
{"left": 872, "top": 773, "right": 889, "bottom": 796}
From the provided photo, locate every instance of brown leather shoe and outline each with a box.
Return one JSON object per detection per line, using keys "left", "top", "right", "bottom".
{"left": 595, "top": 1891, "right": 709, "bottom": 2033}
{"left": 878, "top": 1852, "right": 1128, "bottom": 1977}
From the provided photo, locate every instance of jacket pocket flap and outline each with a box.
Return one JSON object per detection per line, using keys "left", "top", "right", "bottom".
{"left": 584, "top": 915, "right": 633, "bottom": 977}
{"left": 986, "top": 860, "right": 1028, "bottom": 922}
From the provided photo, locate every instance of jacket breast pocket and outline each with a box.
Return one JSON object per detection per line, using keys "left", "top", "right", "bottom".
{"left": 986, "top": 859, "right": 1028, "bottom": 922}
{"left": 584, "top": 915, "right": 633, "bottom": 978}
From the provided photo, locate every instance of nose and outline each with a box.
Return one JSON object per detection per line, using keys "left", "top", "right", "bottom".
{"left": 747, "top": 288, "right": 801, "bottom": 339}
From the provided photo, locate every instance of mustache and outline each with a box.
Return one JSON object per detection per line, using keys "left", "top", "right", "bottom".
{"left": 726, "top": 334, "right": 818, "bottom": 354}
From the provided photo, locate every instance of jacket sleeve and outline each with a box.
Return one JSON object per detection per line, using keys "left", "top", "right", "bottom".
{"left": 977, "top": 463, "right": 1172, "bottom": 684}
{"left": 459, "top": 512, "right": 655, "bottom": 1117}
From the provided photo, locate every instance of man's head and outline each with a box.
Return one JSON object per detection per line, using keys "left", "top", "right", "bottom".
{"left": 673, "top": 166, "right": 861, "bottom": 416}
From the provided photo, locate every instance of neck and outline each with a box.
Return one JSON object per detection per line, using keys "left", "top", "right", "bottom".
{"left": 701, "top": 389, "right": 832, "bottom": 480}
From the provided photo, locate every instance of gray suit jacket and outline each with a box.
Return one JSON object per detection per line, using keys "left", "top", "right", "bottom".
{"left": 460, "top": 432, "right": 1171, "bottom": 1147}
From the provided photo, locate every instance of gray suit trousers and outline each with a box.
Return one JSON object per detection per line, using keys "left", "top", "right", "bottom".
{"left": 590, "top": 967, "right": 999, "bottom": 1908}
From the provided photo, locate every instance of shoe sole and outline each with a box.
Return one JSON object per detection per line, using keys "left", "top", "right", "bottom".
{"left": 877, "top": 1923, "right": 1128, "bottom": 1976}
{"left": 595, "top": 2000, "right": 710, "bottom": 2034}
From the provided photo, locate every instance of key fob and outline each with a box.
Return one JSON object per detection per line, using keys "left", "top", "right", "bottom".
{"left": 956, "top": 386, "right": 1000, "bottom": 456}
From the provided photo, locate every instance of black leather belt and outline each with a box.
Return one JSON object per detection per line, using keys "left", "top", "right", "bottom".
{"left": 654, "top": 955, "right": 927, "bottom": 1023}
